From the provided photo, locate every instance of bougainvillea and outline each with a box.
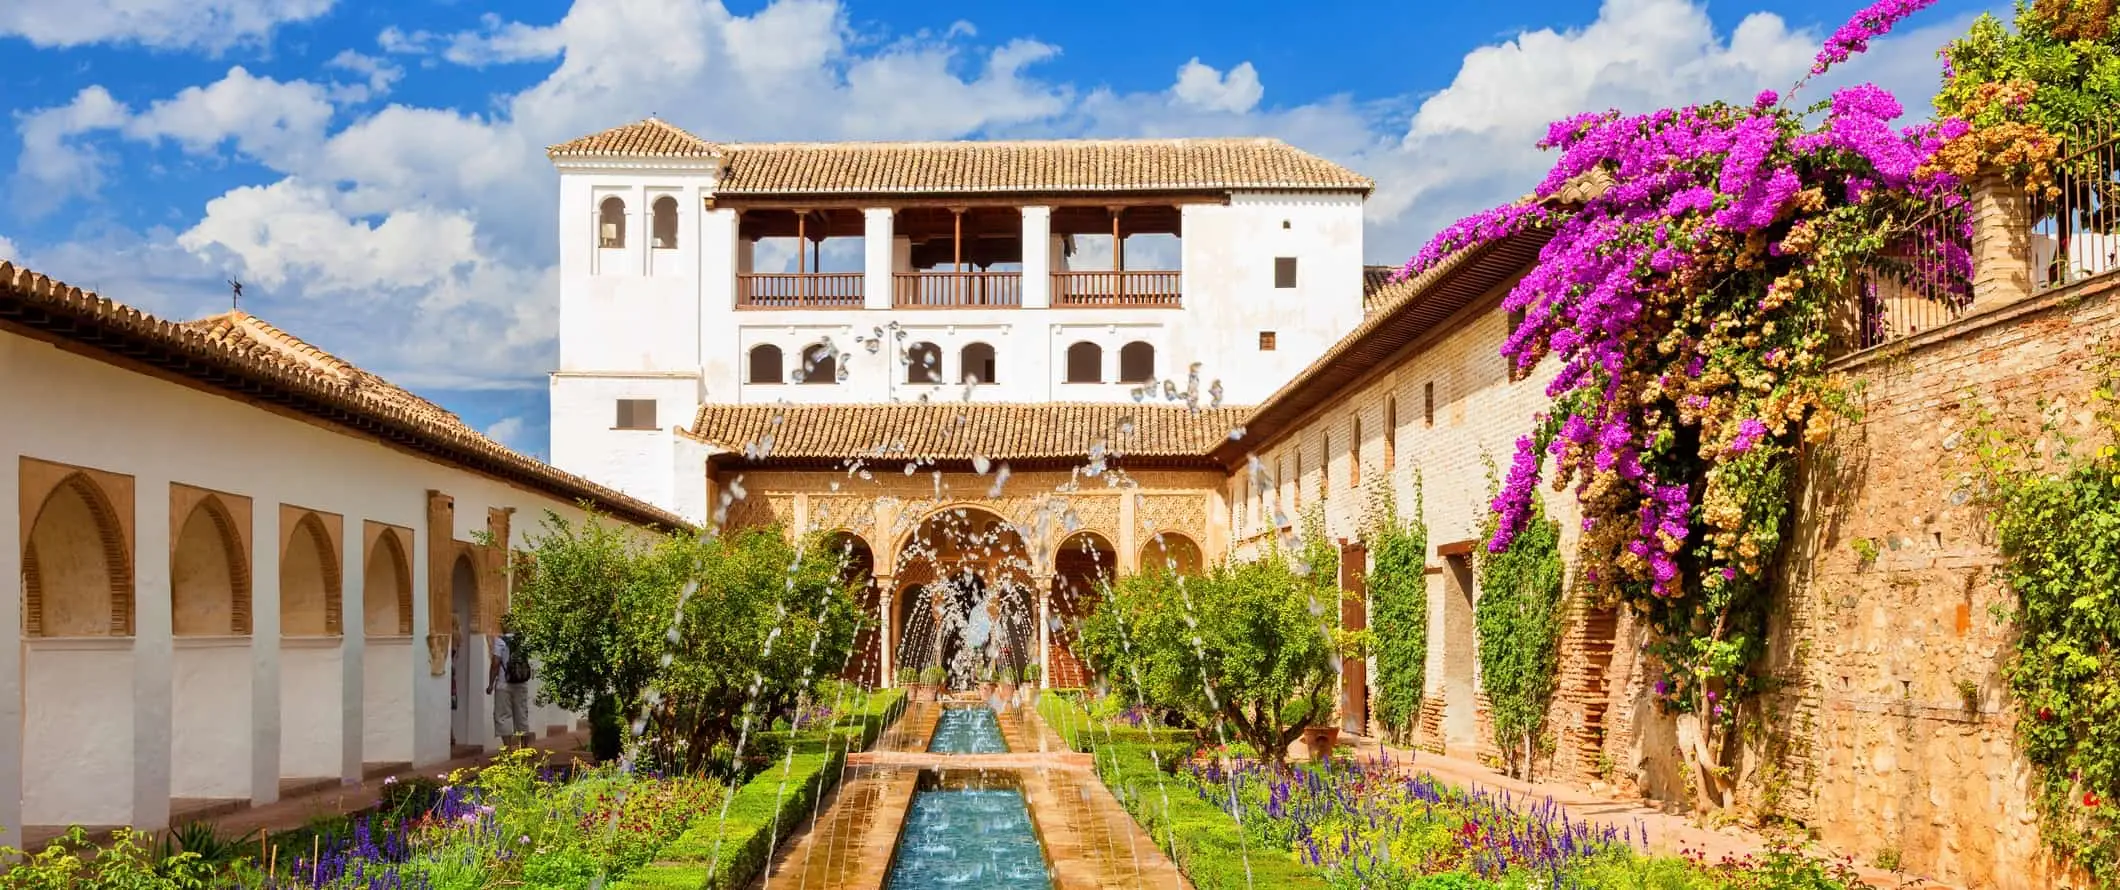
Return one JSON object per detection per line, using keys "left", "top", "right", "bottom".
{"left": 1395, "top": 0, "right": 1967, "bottom": 806}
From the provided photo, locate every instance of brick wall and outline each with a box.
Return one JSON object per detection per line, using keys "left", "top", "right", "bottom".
{"left": 1745, "top": 276, "right": 2118, "bottom": 889}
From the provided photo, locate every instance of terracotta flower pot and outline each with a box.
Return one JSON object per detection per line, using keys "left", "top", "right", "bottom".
{"left": 994, "top": 683, "right": 1018, "bottom": 706}
{"left": 1303, "top": 725, "right": 1341, "bottom": 758}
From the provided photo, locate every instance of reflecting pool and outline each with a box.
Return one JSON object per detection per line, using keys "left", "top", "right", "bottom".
{"left": 886, "top": 771, "right": 1049, "bottom": 890}
{"left": 927, "top": 706, "right": 1008, "bottom": 754}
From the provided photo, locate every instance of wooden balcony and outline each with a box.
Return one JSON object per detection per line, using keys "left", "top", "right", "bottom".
{"left": 1051, "top": 271, "right": 1182, "bottom": 308}
{"left": 736, "top": 273, "right": 865, "bottom": 309}
{"left": 892, "top": 272, "right": 1021, "bottom": 308}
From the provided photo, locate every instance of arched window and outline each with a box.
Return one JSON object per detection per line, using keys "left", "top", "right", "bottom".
{"left": 961, "top": 342, "right": 997, "bottom": 385}
{"left": 1065, "top": 342, "right": 1103, "bottom": 384}
{"left": 1118, "top": 341, "right": 1155, "bottom": 383}
{"left": 800, "top": 343, "right": 837, "bottom": 385}
{"left": 651, "top": 196, "right": 679, "bottom": 249}
{"left": 1385, "top": 397, "right": 1398, "bottom": 470}
{"left": 907, "top": 342, "right": 942, "bottom": 384}
{"left": 598, "top": 196, "right": 626, "bottom": 248}
{"left": 1347, "top": 419, "right": 1359, "bottom": 488}
{"left": 748, "top": 344, "right": 784, "bottom": 384}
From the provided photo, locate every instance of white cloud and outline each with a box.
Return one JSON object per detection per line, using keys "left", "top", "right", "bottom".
{"left": 440, "top": 13, "right": 568, "bottom": 66}
{"left": 1172, "top": 59, "right": 1264, "bottom": 115}
{"left": 0, "top": 235, "right": 17, "bottom": 263}
{"left": 0, "top": 0, "right": 333, "bottom": 51}
{"left": 485, "top": 416, "right": 529, "bottom": 449}
{"left": 12, "top": 87, "right": 131, "bottom": 214}
{"left": 325, "top": 50, "right": 405, "bottom": 103}
{"left": 124, "top": 67, "right": 337, "bottom": 164}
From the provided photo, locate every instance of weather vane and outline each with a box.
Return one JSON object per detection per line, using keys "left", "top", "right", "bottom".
{"left": 228, "top": 279, "right": 243, "bottom": 311}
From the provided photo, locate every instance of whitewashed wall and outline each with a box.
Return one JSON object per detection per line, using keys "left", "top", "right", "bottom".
{"left": 0, "top": 327, "right": 629, "bottom": 837}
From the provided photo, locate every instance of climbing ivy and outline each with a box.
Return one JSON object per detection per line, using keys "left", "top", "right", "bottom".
{"left": 1967, "top": 345, "right": 2120, "bottom": 886}
{"left": 1474, "top": 468, "right": 1567, "bottom": 781}
{"left": 1364, "top": 473, "right": 1429, "bottom": 743}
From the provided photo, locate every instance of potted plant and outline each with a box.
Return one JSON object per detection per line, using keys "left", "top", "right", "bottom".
{"left": 1022, "top": 662, "right": 1042, "bottom": 690}
{"left": 895, "top": 667, "right": 920, "bottom": 700}
{"left": 919, "top": 665, "right": 947, "bottom": 701}
{"left": 994, "top": 666, "right": 1018, "bottom": 706}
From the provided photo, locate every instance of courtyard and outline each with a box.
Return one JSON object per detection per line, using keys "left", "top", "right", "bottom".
{"left": 5, "top": 0, "right": 2120, "bottom": 887}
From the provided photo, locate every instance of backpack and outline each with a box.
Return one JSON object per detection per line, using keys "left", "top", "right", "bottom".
{"left": 504, "top": 634, "right": 533, "bottom": 684}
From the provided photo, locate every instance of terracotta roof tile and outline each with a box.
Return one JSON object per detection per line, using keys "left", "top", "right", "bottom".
{"left": 549, "top": 118, "right": 1373, "bottom": 195}
{"left": 0, "top": 262, "right": 689, "bottom": 531}
{"left": 546, "top": 117, "right": 717, "bottom": 159}
{"left": 686, "top": 403, "right": 1248, "bottom": 462}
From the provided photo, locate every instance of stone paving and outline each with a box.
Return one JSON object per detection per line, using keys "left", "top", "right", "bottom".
{"left": 757, "top": 700, "right": 1190, "bottom": 890}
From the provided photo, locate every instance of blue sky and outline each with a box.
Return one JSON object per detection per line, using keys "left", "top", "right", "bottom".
{"left": 0, "top": 0, "right": 1999, "bottom": 460}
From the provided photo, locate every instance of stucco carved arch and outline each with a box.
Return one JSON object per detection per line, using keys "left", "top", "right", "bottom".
{"left": 172, "top": 493, "right": 253, "bottom": 636}
{"left": 1139, "top": 530, "right": 1204, "bottom": 576}
{"left": 22, "top": 470, "right": 133, "bottom": 637}
{"left": 280, "top": 509, "right": 343, "bottom": 637}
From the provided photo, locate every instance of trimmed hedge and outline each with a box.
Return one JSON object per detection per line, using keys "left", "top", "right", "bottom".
{"left": 617, "top": 689, "right": 904, "bottom": 890}
{"left": 1036, "top": 691, "right": 1330, "bottom": 890}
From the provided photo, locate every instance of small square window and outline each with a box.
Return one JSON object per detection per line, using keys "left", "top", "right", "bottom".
{"left": 616, "top": 399, "right": 657, "bottom": 430}
{"left": 1274, "top": 257, "right": 1298, "bottom": 289}
{"left": 1258, "top": 332, "right": 1277, "bottom": 351}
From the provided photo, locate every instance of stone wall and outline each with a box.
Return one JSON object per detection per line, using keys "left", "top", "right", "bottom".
{"left": 1747, "top": 275, "right": 2119, "bottom": 889}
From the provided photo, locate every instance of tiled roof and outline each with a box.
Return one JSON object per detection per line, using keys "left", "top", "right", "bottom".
{"left": 545, "top": 117, "right": 718, "bottom": 159}
{"left": 549, "top": 118, "right": 1373, "bottom": 195}
{"left": 180, "top": 311, "right": 474, "bottom": 436}
{"left": 0, "top": 262, "right": 690, "bottom": 531}
{"left": 687, "top": 403, "right": 1249, "bottom": 462}
{"left": 1363, "top": 265, "right": 1404, "bottom": 312}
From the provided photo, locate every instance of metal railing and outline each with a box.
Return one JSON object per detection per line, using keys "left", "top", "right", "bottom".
{"left": 736, "top": 272, "right": 865, "bottom": 309}
{"left": 1051, "top": 270, "right": 1182, "bottom": 307}
{"left": 1832, "top": 194, "right": 1974, "bottom": 354}
{"left": 2031, "top": 122, "right": 2120, "bottom": 292}
{"left": 892, "top": 272, "right": 1022, "bottom": 308}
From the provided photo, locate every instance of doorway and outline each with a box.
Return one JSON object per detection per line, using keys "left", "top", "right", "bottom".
{"left": 1339, "top": 541, "right": 1369, "bottom": 735}
{"left": 449, "top": 554, "right": 476, "bottom": 747}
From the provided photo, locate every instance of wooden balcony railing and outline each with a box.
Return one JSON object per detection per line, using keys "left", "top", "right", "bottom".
{"left": 892, "top": 272, "right": 1022, "bottom": 308}
{"left": 1051, "top": 271, "right": 1182, "bottom": 308}
{"left": 736, "top": 272, "right": 865, "bottom": 309}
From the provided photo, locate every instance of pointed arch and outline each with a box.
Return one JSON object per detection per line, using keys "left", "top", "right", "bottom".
{"left": 365, "top": 525, "right": 414, "bottom": 637}
{"left": 172, "top": 493, "right": 252, "bottom": 636}
{"left": 280, "top": 509, "right": 343, "bottom": 637}
{"left": 1140, "top": 532, "right": 1203, "bottom": 576}
{"left": 23, "top": 470, "right": 132, "bottom": 637}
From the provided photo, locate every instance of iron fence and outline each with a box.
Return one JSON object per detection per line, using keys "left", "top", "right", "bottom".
{"left": 2030, "top": 122, "right": 2120, "bottom": 292}
{"left": 1831, "top": 193, "right": 1974, "bottom": 354}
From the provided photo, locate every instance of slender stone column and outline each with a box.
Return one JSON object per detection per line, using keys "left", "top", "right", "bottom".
{"left": 1035, "top": 573, "right": 1054, "bottom": 689}
{"left": 1970, "top": 172, "right": 2034, "bottom": 312}
{"left": 876, "top": 575, "right": 895, "bottom": 688}
{"left": 0, "top": 454, "right": 19, "bottom": 842}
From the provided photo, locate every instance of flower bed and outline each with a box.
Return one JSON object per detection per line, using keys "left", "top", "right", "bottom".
{"left": 614, "top": 687, "right": 905, "bottom": 890}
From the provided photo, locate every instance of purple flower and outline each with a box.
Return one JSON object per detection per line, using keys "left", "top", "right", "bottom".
{"left": 1813, "top": 0, "right": 1942, "bottom": 76}
{"left": 1729, "top": 418, "right": 1770, "bottom": 454}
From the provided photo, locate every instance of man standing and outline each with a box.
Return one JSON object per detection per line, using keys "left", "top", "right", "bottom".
{"left": 488, "top": 616, "right": 534, "bottom": 749}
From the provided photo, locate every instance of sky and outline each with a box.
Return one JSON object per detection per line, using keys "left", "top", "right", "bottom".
{"left": 0, "top": 0, "right": 2002, "bottom": 460}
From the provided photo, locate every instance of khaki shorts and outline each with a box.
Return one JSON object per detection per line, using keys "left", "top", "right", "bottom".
{"left": 494, "top": 682, "right": 531, "bottom": 738}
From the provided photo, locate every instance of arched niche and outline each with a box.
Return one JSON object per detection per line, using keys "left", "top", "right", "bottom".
{"left": 171, "top": 487, "right": 252, "bottom": 636}
{"left": 364, "top": 524, "right": 413, "bottom": 637}
{"left": 1139, "top": 531, "right": 1204, "bottom": 577}
{"left": 21, "top": 462, "right": 133, "bottom": 637}
{"left": 823, "top": 531, "right": 879, "bottom": 683}
{"left": 279, "top": 507, "right": 343, "bottom": 637}
{"left": 1048, "top": 530, "right": 1116, "bottom": 689}
{"left": 1118, "top": 341, "right": 1155, "bottom": 383}
{"left": 748, "top": 344, "right": 784, "bottom": 384}
{"left": 1065, "top": 341, "right": 1103, "bottom": 383}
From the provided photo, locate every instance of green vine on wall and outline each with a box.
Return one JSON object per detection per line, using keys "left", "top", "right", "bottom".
{"left": 1364, "top": 473, "right": 1429, "bottom": 743}
{"left": 1967, "top": 345, "right": 2120, "bottom": 886}
{"left": 1475, "top": 461, "right": 1568, "bottom": 782}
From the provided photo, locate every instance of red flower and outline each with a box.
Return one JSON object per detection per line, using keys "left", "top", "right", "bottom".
{"left": 2039, "top": 706, "right": 2054, "bottom": 722}
{"left": 2087, "top": 792, "right": 2100, "bottom": 808}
